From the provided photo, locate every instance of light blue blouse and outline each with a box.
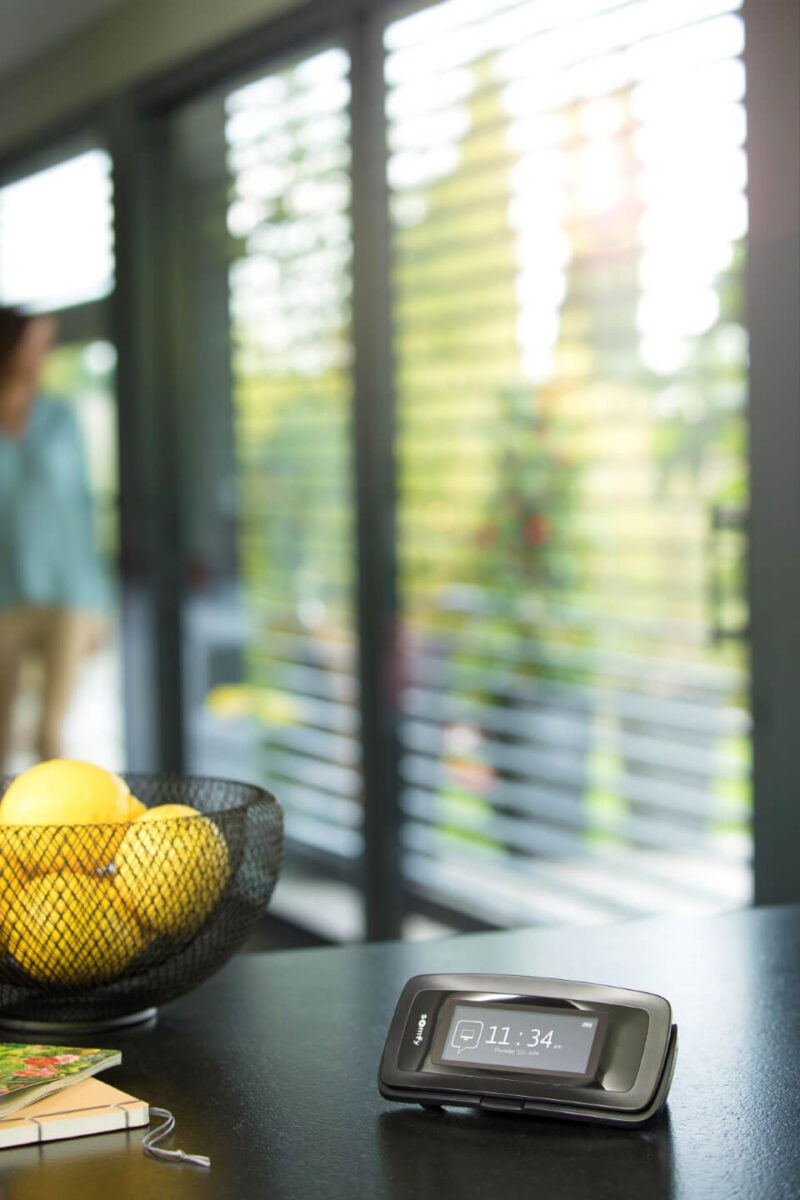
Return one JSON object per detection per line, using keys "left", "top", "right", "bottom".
{"left": 0, "top": 396, "right": 109, "bottom": 612}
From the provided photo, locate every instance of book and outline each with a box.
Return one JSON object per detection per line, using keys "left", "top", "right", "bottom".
{"left": 0, "top": 1077, "right": 148, "bottom": 1148}
{"left": 0, "top": 1043, "right": 121, "bottom": 1119}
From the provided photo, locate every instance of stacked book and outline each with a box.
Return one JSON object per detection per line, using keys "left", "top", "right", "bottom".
{"left": 0, "top": 1043, "right": 147, "bottom": 1149}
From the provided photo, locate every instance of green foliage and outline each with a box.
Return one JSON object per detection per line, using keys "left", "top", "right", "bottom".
{"left": 472, "top": 384, "right": 579, "bottom": 604}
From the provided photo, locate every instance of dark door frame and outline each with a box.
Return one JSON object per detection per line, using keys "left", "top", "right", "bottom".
{"left": 745, "top": 0, "right": 800, "bottom": 906}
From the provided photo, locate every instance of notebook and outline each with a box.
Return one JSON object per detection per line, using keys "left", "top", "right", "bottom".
{"left": 0, "top": 1043, "right": 121, "bottom": 1119}
{"left": 0, "top": 1077, "right": 148, "bottom": 1148}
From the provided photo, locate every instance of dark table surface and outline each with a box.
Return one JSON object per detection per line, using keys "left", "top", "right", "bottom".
{"left": 1, "top": 903, "right": 798, "bottom": 1200}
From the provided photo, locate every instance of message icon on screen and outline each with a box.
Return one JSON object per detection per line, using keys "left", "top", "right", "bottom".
{"left": 451, "top": 1019, "right": 484, "bottom": 1053}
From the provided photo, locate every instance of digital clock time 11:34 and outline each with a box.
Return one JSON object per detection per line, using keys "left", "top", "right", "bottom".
{"left": 437, "top": 1004, "right": 601, "bottom": 1076}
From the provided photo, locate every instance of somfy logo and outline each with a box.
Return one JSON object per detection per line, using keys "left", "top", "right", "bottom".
{"left": 413, "top": 1014, "right": 428, "bottom": 1046}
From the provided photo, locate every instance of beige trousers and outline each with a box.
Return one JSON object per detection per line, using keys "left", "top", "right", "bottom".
{"left": 0, "top": 607, "right": 106, "bottom": 772}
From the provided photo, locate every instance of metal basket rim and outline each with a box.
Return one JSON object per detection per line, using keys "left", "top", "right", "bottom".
{"left": 0, "top": 772, "right": 280, "bottom": 830}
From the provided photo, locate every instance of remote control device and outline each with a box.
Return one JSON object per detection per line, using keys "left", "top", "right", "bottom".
{"left": 379, "top": 973, "right": 677, "bottom": 1126}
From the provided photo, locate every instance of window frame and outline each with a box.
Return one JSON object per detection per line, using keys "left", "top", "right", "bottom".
{"left": 0, "top": 0, "right": 795, "bottom": 938}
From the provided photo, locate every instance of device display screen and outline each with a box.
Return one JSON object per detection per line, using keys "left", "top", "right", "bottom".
{"left": 436, "top": 1003, "right": 602, "bottom": 1077}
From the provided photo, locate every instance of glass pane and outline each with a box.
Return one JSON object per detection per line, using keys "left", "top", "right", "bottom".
{"left": 39, "top": 341, "right": 125, "bottom": 770}
{"left": 0, "top": 150, "right": 114, "bottom": 311}
{"left": 386, "top": 0, "right": 750, "bottom": 926}
{"left": 174, "top": 47, "right": 361, "bottom": 937}
{"left": 0, "top": 144, "right": 123, "bottom": 773}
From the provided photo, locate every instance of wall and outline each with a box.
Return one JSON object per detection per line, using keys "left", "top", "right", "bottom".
{"left": 0, "top": 0, "right": 301, "bottom": 157}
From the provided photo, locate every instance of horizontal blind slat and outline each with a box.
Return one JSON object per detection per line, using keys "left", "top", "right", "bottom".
{"left": 388, "top": 0, "right": 750, "bottom": 926}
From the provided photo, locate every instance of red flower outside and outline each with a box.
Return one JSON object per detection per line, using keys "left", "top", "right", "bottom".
{"left": 14, "top": 1066, "right": 58, "bottom": 1077}
{"left": 523, "top": 515, "right": 551, "bottom": 546}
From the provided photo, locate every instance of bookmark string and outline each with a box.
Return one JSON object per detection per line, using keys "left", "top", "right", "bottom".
{"left": 142, "top": 1107, "right": 210, "bottom": 1168}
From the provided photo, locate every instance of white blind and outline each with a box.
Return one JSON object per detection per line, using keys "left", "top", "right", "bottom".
{"left": 225, "top": 47, "right": 360, "bottom": 861}
{"left": 386, "top": 0, "right": 750, "bottom": 926}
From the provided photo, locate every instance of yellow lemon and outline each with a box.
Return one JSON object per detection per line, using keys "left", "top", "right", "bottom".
{"left": 126, "top": 796, "right": 148, "bottom": 820}
{"left": 0, "top": 835, "right": 27, "bottom": 940}
{"left": 0, "top": 760, "right": 132, "bottom": 874}
{"left": 113, "top": 804, "right": 229, "bottom": 939}
{"left": 0, "top": 760, "right": 131, "bottom": 824}
{"left": 3, "top": 871, "right": 149, "bottom": 986}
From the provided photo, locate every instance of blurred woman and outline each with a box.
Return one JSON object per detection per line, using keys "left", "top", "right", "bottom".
{"left": 0, "top": 306, "right": 109, "bottom": 770}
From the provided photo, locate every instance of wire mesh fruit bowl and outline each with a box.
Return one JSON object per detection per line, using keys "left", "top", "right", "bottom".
{"left": 0, "top": 774, "right": 283, "bottom": 1030}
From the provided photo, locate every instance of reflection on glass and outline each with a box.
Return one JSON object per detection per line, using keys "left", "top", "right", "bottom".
{"left": 387, "top": 0, "right": 750, "bottom": 926}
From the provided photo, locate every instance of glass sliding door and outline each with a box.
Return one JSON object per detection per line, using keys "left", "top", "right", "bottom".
{"left": 0, "top": 146, "right": 124, "bottom": 771}
{"left": 385, "top": 0, "right": 750, "bottom": 927}
{"left": 172, "top": 47, "right": 362, "bottom": 937}
{"left": 161, "top": 0, "right": 757, "bottom": 939}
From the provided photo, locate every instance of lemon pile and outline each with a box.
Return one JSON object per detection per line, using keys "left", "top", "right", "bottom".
{"left": 0, "top": 760, "right": 230, "bottom": 986}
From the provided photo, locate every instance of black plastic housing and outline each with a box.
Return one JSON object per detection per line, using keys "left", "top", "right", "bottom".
{"left": 379, "top": 972, "right": 677, "bottom": 1127}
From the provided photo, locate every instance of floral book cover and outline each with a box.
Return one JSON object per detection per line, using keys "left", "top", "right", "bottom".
{"left": 0, "top": 1045, "right": 121, "bottom": 1118}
